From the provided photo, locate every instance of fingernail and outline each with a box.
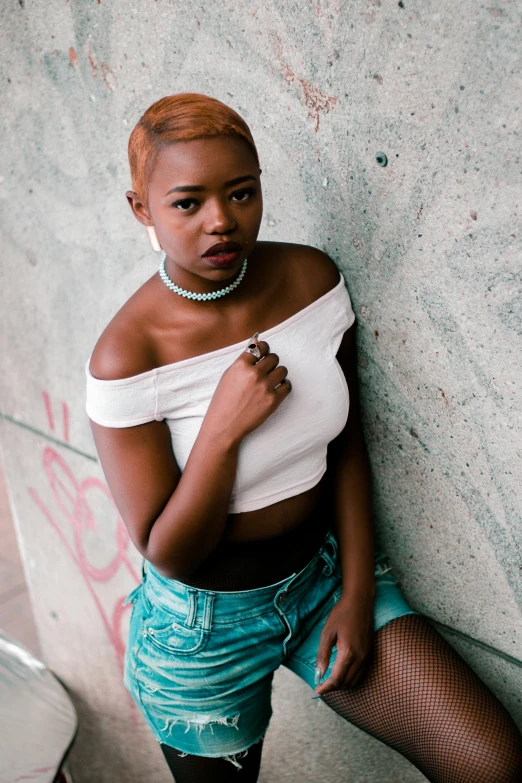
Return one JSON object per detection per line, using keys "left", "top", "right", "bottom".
{"left": 314, "top": 667, "right": 321, "bottom": 685}
{"left": 310, "top": 694, "right": 321, "bottom": 700}
{"left": 248, "top": 332, "right": 259, "bottom": 342}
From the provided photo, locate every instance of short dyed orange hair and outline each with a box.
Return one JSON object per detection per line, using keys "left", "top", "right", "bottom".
{"left": 128, "top": 93, "right": 260, "bottom": 208}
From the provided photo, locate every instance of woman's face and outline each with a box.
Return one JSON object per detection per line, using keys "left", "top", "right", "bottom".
{"left": 127, "top": 135, "right": 263, "bottom": 287}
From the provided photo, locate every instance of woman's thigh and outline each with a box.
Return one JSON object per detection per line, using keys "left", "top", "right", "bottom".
{"left": 283, "top": 549, "right": 419, "bottom": 688}
{"left": 315, "top": 614, "right": 522, "bottom": 783}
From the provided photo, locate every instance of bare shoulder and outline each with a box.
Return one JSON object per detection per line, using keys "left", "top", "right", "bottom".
{"left": 264, "top": 241, "right": 341, "bottom": 302}
{"left": 89, "top": 317, "right": 154, "bottom": 382}
{"left": 89, "top": 281, "right": 157, "bottom": 382}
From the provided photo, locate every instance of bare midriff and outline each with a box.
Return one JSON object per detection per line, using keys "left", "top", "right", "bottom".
{"left": 177, "top": 471, "right": 335, "bottom": 591}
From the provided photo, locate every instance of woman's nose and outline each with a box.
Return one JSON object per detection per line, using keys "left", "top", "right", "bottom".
{"left": 204, "top": 199, "right": 236, "bottom": 233}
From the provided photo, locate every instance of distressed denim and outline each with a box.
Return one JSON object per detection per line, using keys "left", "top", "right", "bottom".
{"left": 123, "top": 530, "right": 418, "bottom": 769}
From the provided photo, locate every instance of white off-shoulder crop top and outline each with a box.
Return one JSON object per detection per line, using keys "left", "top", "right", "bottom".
{"left": 86, "top": 272, "right": 355, "bottom": 513}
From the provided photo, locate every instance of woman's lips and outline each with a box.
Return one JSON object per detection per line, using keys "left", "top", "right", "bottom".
{"left": 204, "top": 250, "right": 242, "bottom": 267}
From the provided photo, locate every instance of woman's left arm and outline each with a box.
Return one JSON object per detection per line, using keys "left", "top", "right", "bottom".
{"left": 314, "top": 322, "right": 376, "bottom": 695}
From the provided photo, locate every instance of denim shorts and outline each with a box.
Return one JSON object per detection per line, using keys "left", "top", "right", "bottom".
{"left": 123, "top": 530, "right": 418, "bottom": 769}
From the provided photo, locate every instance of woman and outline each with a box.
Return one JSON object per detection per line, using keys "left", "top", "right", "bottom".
{"left": 86, "top": 93, "right": 522, "bottom": 782}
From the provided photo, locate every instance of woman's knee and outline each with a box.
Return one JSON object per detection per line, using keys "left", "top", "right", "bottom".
{"left": 428, "top": 720, "right": 522, "bottom": 783}
{"left": 472, "top": 733, "right": 522, "bottom": 783}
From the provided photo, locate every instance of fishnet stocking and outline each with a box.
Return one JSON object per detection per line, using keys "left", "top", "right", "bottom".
{"left": 158, "top": 615, "right": 521, "bottom": 781}
{"left": 160, "top": 736, "right": 263, "bottom": 782}
{"left": 321, "top": 614, "right": 522, "bottom": 782}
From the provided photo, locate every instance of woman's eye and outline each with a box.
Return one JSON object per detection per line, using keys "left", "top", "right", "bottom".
{"left": 172, "top": 198, "right": 197, "bottom": 210}
{"left": 231, "top": 188, "right": 255, "bottom": 202}
{"left": 172, "top": 189, "right": 255, "bottom": 210}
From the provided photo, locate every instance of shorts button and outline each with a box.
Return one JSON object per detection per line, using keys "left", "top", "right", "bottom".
{"left": 279, "top": 593, "right": 287, "bottom": 605}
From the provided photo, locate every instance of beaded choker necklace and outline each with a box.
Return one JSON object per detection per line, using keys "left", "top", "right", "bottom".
{"left": 159, "top": 254, "right": 248, "bottom": 301}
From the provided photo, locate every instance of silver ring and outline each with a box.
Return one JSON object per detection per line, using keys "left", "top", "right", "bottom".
{"left": 245, "top": 343, "right": 262, "bottom": 360}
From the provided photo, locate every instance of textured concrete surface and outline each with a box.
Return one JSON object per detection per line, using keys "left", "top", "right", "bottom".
{"left": 0, "top": 460, "right": 41, "bottom": 657}
{"left": 0, "top": 0, "right": 520, "bottom": 780}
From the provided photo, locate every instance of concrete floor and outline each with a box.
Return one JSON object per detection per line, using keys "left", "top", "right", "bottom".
{"left": 0, "top": 462, "right": 41, "bottom": 657}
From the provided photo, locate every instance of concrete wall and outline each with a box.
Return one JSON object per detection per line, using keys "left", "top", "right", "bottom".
{"left": 1, "top": 1, "right": 520, "bottom": 780}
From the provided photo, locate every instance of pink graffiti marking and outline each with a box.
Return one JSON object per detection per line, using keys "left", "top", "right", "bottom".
{"left": 29, "top": 394, "right": 140, "bottom": 682}
{"left": 62, "top": 402, "right": 70, "bottom": 443}
{"left": 15, "top": 767, "right": 56, "bottom": 782}
{"left": 42, "top": 391, "right": 54, "bottom": 431}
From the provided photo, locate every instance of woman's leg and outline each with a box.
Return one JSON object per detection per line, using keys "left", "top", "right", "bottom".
{"left": 160, "top": 737, "right": 264, "bottom": 783}
{"left": 320, "top": 614, "right": 522, "bottom": 782}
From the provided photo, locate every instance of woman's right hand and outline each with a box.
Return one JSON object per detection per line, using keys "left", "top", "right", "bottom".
{"left": 204, "top": 336, "right": 292, "bottom": 444}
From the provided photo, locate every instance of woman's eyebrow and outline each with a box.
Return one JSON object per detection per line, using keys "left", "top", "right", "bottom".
{"left": 164, "top": 174, "right": 257, "bottom": 197}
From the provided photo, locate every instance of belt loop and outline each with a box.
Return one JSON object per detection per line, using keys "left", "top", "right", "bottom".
{"left": 320, "top": 531, "right": 338, "bottom": 576}
{"left": 185, "top": 588, "right": 197, "bottom": 628}
{"left": 202, "top": 593, "right": 215, "bottom": 632}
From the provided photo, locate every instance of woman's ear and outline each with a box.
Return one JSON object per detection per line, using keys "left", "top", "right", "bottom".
{"left": 125, "top": 190, "right": 153, "bottom": 226}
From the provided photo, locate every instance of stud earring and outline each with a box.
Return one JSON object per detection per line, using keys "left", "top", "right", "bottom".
{"left": 146, "top": 225, "right": 162, "bottom": 252}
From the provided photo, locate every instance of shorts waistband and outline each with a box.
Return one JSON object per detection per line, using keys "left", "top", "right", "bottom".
{"left": 141, "top": 530, "right": 339, "bottom": 626}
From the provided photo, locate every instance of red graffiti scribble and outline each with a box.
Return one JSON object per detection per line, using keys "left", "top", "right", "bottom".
{"left": 15, "top": 767, "right": 56, "bottom": 782}
{"left": 42, "top": 391, "right": 54, "bottom": 431}
{"left": 62, "top": 402, "right": 70, "bottom": 443}
{"left": 30, "top": 450, "right": 139, "bottom": 669}
{"left": 29, "top": 394, "right": 140, "bottom": 681}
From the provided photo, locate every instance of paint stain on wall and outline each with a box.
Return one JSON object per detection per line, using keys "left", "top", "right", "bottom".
{"left": 88, "top": 42, "right": 98, "bottom": 79}
{"left": 280, "top": 62, "right": 337, "bottom": 131}
{"left": 68, "top": 47, "right": 78, "bottom": 69}
{"left": 269, "top": 31, "right": 337, "bottom": 131}
{"left": 101, "top": 62, "right": 117, "bottom": 92}
{"left": 439, "top": 388, "right": 450, "bottom": 406}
